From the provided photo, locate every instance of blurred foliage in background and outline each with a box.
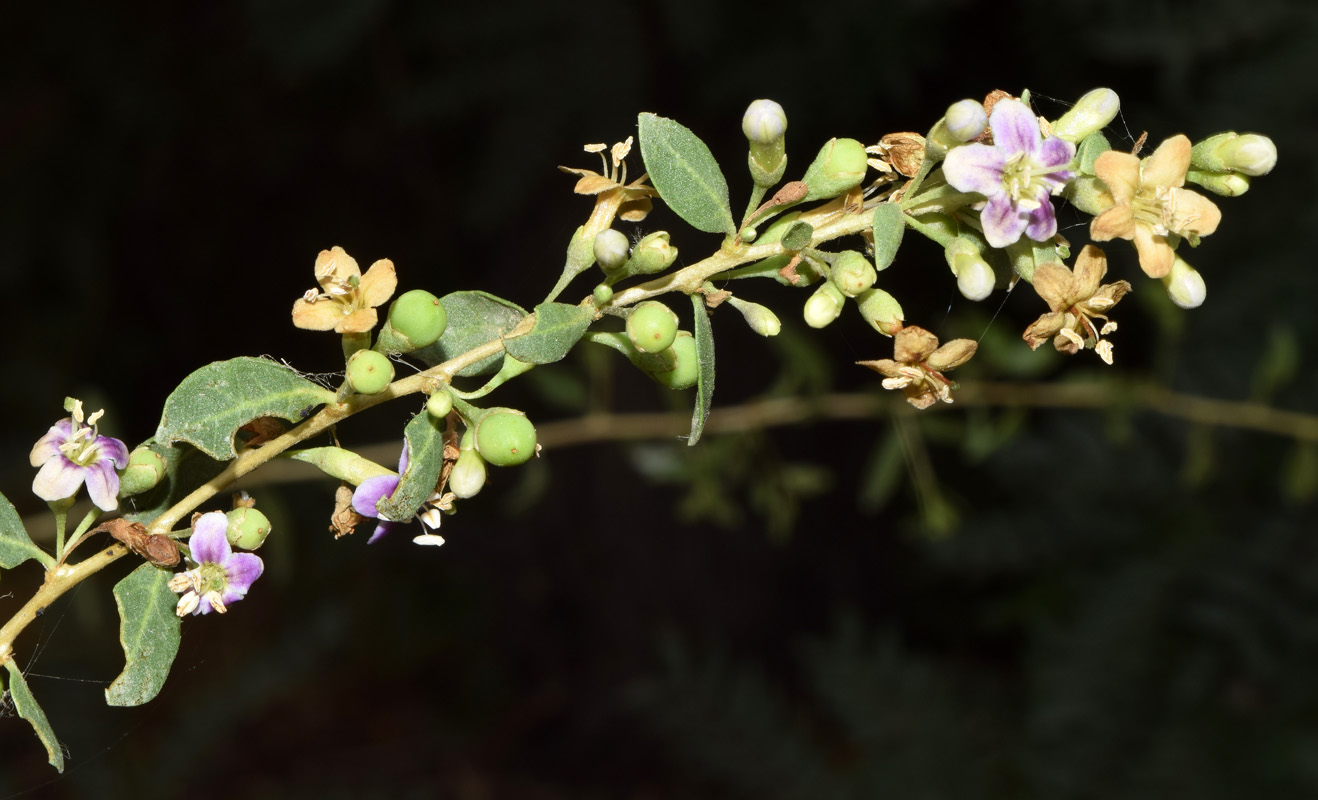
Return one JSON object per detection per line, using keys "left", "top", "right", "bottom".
{"left": 2, "top": 0, "right": 1316, "bottom": 796}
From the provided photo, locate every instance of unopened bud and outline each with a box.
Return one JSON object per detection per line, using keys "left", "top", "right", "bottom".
{"left": 1192, "top": 132, "right": 1277, "bottom": 176}
{"left": 727, "top": 296, "right": 781, "bottom": 337}
{"left": 592, "top": 283, "right": 614, "bottom": 306}
{"left": 953, "top": 253, "right": 996, "bottom": 302}
{"left": 802, "top": 138, "right": 868, "bottom": 201}
{"left": 1163, "top": 257, "right": 1206, "bottom": 309}
{"left": 944, "top": 99, "right": 987, "bottom": 142}
{"left": 118, "top": 445, "right": 168, "bottom": 498}
{"left": 625, "top": 231, "right": 677, "bottom": 275}
{"left": 742, "top": 99, "right": 787, "bottom": 145}
{"left": 803, "top": 282, "right": 845, "bottom": 329}
{"left": 426, "top": 389, "right": 453, "bottom": 419}
{"left": 1185, "top": 169, "right": 1252, "bottom": 197}
{"left": 1050, "top": 88, "right": 1120, "bottom": 143}
{"left": 448, "top": 448, "right": 487, "bottom": 499}
{"left": 593, "top": 228, "right": 631, "bottom": 272}
{"left": 855, "top": 288, "right": 904, "bottom": 336}
{"left": 830, "top": 251, "right": 877, "bottom": 297}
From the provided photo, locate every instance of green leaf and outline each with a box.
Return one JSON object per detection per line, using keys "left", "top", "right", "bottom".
{"left": 376, "top": 412, "right": 446, "bottom": 523}
{"left": 871, "top": 203, "right": 905, "bottom": 271}
{"left": 0, "top": 492, "right": 51, "bottom": 570}
{"left": 5, "top": 660, "right": 64, "bottom": 772}
{"left": 688, "top": 294, "right": 716, "bottom": 447}
{"left": 780, "top": 221, "right": 814, "bottom": 252}
{"left": 413, "top": 291, "right": 527, "bottom": 378}
{"left": 105, "top": 563, "right": 181, "bottom": 707}
{"left": 155, "top": 357, "right": 334, "bottom": 460}
{"left": 123, "top": 442, "right": 227, "bottom": 526}
{"left": 503, "top": 302, "right": 594, "bottom": 365}
{"left": 637, "top": 112, "right": 736, "bottom": 235}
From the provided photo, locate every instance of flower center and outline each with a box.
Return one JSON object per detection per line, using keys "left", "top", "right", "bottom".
{"left": 1001, "top": 152, "right": 1043, "bottom": 210}
{"left": 195, "top": 563, "right": 229, "bottom": 596}
{"left": 57, "top": 407, "right": 106, "bottom": 467}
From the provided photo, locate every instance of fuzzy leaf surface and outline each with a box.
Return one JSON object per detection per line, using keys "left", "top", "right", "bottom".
{"left": 503, "top": 302, "right": 594, "bottom": 365}
{"left": 638, "top": 113, "right": 736, "bottom": 235}
{"left": 106, "top": 563, "right": 181, "bottom": 707}
{"left": 688, "top": 294, "right": 716, "bottom": 446}
{"left": 5, "top": 660, "right": 64, "bottom": 771}
{"left": 0, "top": 492, "right": 48, "bottom": 570}
{"left": 872, "top": 203, "right": 905, "bottom": 271}
{"left": 413, "top": 291, "right": 527, "bottom": 377}
{"left": 376, "top": 412, "right": 446, "bottom": 523}
{"left": 155, "top": 357, "right": 333, "bottom": 460}
{"left": 123, "top": 441, "right": 226, "bottom": 526}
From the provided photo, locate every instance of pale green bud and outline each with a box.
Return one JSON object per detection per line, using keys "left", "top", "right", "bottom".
{"left": 855, "top": 287, "right": 904, "bottom": 336}
{"left": 625, "top": 231, "right": 677, "bottom": 275}
{"left": 426, "top": 389, "right": 453, "bottom": 419}
{"left": 727, "top": 296, "right": 782, "bottom": 337}
{"left": 1192, "top": 132, "right": 1277, "bottom": 176}
{"left": 801, "top": 138, "right": 868, "bottom": 201}
{"left": 449, "top": 448, "right": 487, "bottom": 499}
{"left": 592, "top": 283, "right": 614, "bottom": 306}
{"left": 743, "top": 99, "right": 787, "bottom": 145}
{"left": 954, "top": 253, "right": 996, "bottom": 302}
{"left": 830, "top": 251, "right": 877, "bottom": 297}
{"left": 118, "top": 445, "right": 168, "bottom": 498}
{"left": 944, "top": 99, "right": 987, "bottom": 142}
{"left": 1163, "top": 257, "right": 1206, "bottom": 309}
{"left": 593, "top": 228, "right": 631, "bottom": 272}
{"left": 1050, "top": 88, "right": 1120, "bottom": 143}
{"left": 1185, "top": 168, "right": 1252, "bottom": 197}
{"left": 803, "top": 282, "right": 845, "bottom": 329}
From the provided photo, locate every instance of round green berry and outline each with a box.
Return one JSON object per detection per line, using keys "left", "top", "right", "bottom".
{"left": 346, "top": 349, "right": 394, "bottom": 395}
{"left": 388, "top": 290, "right": 448, "bottom": 349}
{"left": 627, "top": 301, "right": 679, "bottom": 354}
{"left": 474, "top": 410, "right": 537, "bottom": 467}
{"left": 225, "top": 507, "right": 271, "bottom": 550}
{"left": 647, "top": 332, "right": 699, "bottom": 390}
{"left": 593, "top": 283, "right": 614, "bottom": 306}
{"left": 426, "top": 389, "right": 453, "bottom": 419}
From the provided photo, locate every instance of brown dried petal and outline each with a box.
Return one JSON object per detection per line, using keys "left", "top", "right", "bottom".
{"left": 881, "top": 132, "right": 926, "bottom": 177}
{"left": 893, "top": 326, "right": 938, "bottom": 364}
{"left": 926, "top": 338, "right": 977, "bottom": 372}
{"left": 572, "top": 174, "right": 619, "bottom": 195}
{"left": 1032, "top": 262, "right": 1077, "bottom": 311}
{"left": 292, "top": 298, "right": 347, "bottom": 331}
{"left": 1141, "top": 135, "right": 1191, "bottom": 189}
{"left": 903, "top": 386, "right": 938, "bottom": 410}
{"left": 337, "top": 307, "right": 379, "bottom": 334}
{"left": 358, "top": 259, "right": 397, "bottom": 309}
{"left": 101, "top": 518, "right": 180, "bottom": 567}
{"left": 1090, "top": 205, "right": 1135, "bottom": 242}
{"left": 315, "top": 246, "right": 361, "bottom": 288}
{"left": 1132, "top": 224, "right": 1174, "bottom": 278}
{"left": 1166, "top": 187, "right": 1221, "bottom": 238}
{"left": 857, "top": 358, "right": 904, "bottom": 378}
{"left": 1023, "top": 311, "right": 1067, "bottom": 350}
{"left": 1071, "top": 245, "right": 1108, "bottom": 300}
{"left": 331, "top": 483, "right": 366, "bottom": 539}
{"left": 1091, "top": 279, "right": 1132, "bottom": 309}
{"left": 1093, "top": 150, "right": 1141, "bottom": 204}
{"left": 618, "top": 197, "right": 653, "bottom": 222}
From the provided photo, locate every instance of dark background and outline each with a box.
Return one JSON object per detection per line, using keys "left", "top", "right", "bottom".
{"left": 3, "top": 1, "right": 1316, "bottom": 797}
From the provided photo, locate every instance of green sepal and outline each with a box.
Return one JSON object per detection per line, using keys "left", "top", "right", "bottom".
{"left": 412, "top": 291, "right": 526, "bottom": 378}
{"left": 871, "top": 203, "right": 905, "bottom": 271}
{"left": 688, "top": 293, "right": 716, "bottom": 447}
{"left": 375, "top": 413, "right": 446, "bottom": 523}
{"left": 637, "top": 112, "right": 736, "bottom": 235}
{"left": 5, "top": 659, "right": 64, "bottom": 772}
{"left": 106, "top": 563, "right": 181, "bottom": 707}
{"left": 1075, "top": 130, "right": 1111, "bottom": 174}
{"left": 155, "top": 357, "right": 334, "bottom": 460}
{"left": 503, "top": 302, "right": 594, "bottom": 365}
{"left": 0, "top": 491, "right": 53, "bottom": 570}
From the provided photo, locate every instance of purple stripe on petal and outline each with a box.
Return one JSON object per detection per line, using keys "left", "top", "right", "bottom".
{"left": 352, "top": 474, "right": 399, "bottom": 518}
{"left": 32, "top": 457, "right": 86, "bottom": 503}
{"left": 190, "top": 512, "right": 233, "bottom": 564}
{"left": 223, "top": 552, "right": 264, "bottom": 594}
{"left": 29, "top": 420, "right": 73, "bottom": 467}
{"left": 981, "top": 195, "right": 1029, "bottom": 248}
{"left": 1025, "top": 201, "right": 1059, "bottom": 242}
{"left": 84, "top": 460, "right": 121, "bottom": 511}
{"left": 97, "top": 436, "right": 130, "bottom": 468}
{"left": 943, "top": 143, "right": 1008, "bottom": 196}
{"left": 989, "top": 100, "right": 1042, "bottom": 156}
{"left": 366, "top": 521, "right": 395, "bottom": 544}
{"left": 1037, "top": 136, "right": 1077, "bottom": 170}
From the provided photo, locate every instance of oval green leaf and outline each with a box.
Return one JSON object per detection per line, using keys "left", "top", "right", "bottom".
{"left": 688, "top": 294, "right": 716, "bottom": 447}
{"left": 638, "top": 113, "right": 736, "bottom": 235}
{"left": 5, "top": 660, "right": 64, "bottom": 771}
{"left": 376, "top": 412, "right": 446, "bottom": 523}
{"left": 781, "top": 221, "right": 814, "bottom": 252}
{"left": 155, "top": 357, "right": 334, "bottom": 460}
{"left": 413, "top": 291, "right": 527, "bottom": 377}
{"left": 503, "top": 302, "right": 594, "bottom": 365}
{"left": 871, "top": 203, "right": 905, "bottom": 272}
{"left": 106, "top": 562, "right": 182, "bottom": 707}
{"left": 0, "top": 491, "right": 52, "bottom": 570}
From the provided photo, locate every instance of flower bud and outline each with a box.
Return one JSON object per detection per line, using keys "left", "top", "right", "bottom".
{"left": 1185, "top": 168, "right": 1252, "bottom": 197}
{"left": 1162, "top": 257, "right": 1206, "bottom": 309}
{"left": 1192, "top": 132, "right": 1277, "bottom": 176}
{"left": 727, "top": 296, "right": 781, "bottom": 337}
{"left": 645, "top": 332, "right": 699, "bottom": 390}
{"left": 626, "top": 301, "right": 680, "bottom": 354}
{"left": 375, "top": 290, "right": 447, "bottom": 354}
{"left": 944, "top": 99, "right": 987, "bottom": 142}
{"left": 855, "top": 287, "right": 904, "bottom": 336}
{"left": 801, "top": 138, "right": 868, "bottom": 201}
{"left": 118, "top": 445, "right": 168, "bottom": 498}
{"left": 426, "top": 389, "right": 453, "bottom": 419}
{"left": 592, "top": 283, "right": 614, "bottom": 306}
{"left": 1049, "top": 88, "right": 1120, "bottom": 143}
{"left": 803, "top": 282, "right": 845, "bottom": 329}
{"left": 953, "top": 253, "right": 996, "bottom": 301}
{"left": 830, "top": 251, "right": 877, "bottom": 297}
{"left": 474, "top": 409, "right": 537, "bottom": 467}
{"left": 593, "top": 228, "right": 631, "bottom": 272}
{"left": 744, "top": 99, "right": 788, "bottom": 187}
{"left": 225, "top": 507, "right": 271, "bottom": 550}
{"left": 1063, "top": 175, "right": 1117, "bottom": 215}
{"left": 448, "top": 448, "right": 487, "bottom": 499}
{"left": 346, "top": 349, "right": 394, "bottom": 395}
{"left": 625, "top": 231, "right": 677, "bottom": 275}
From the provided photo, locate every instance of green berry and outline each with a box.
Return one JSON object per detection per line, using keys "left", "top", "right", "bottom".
{"left": 626, "top": 301, "right": 679, "bottom": 354}
{"left": 118, "top": 445, "right": 168, "bottom": 498}
{"left": 627, "top": 231, "right": 677, "bottom": 274}
{"left": 474, "top": 410, "right": 537, "bottom": 467}
{"left": 225, "top": 507, "right": 271, "bottom": 550}
{"left": 830, "top": 251, "right": 877, "bottom": 297}
{"left": 387, "top": 290, "right": 448, "bottom": 349}
{"left": 593, "top": 283, "right": 614, "bottom": 306}
{"left": 346, "top": 349, "right": 394, "bottom": 395}
{"left": 647, "top": 332, "right": 699, "bottom": 390}
{"left": 801, "top": 138, "right": 868, "bottom": 201}
{"left": 427, "top": 390, "right": 453, "bottom": 419}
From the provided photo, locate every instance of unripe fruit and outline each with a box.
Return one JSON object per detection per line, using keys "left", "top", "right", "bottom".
{"left": 346, "top": 349, "right": 394, "bottom": 394}
{"left": 593, "top": 228, "right": 630, "bottom": 271}
{"left": 646, "top": 332, "right": 699, "bottom": 390}
{"left": 474, "top": 410, "right": 537, "bottom": 467}
{"left": 592, "top": 283, "right": 614, "bottom": 306}
{"left": 118, "top": 446, "right": 168, "bottom": 498}
{"left": 448, "top": 448, "right": 487, "bottom": 499}
{"left": 830, "top": 251, "right": 877, "bottom": 297}
{"left": 627, "top": 301, "right": 680, "bottom": 354}
{"left": 627, "top": 231, "right": 677, "bottom": 274}
{"left": 225, "top": 507, "right": 271, "bottom": 550}
{"left": 426, "top": 390, "right": 453, "bottom": 419}
{"left": 388, "top": 290, "right": 447, "bottom": 349}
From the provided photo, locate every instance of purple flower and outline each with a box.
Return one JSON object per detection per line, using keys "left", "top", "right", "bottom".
{"left": 168, "top": 511, "right": 264, "bottom": 616}
{"left": 29, "top": 403, "right": 130, "bottom": 511}
{"left": 942, "top": 98, "right": 1076, "bottom": 249}
{"left": 352, "top": 444, "right": 407, "bottom": 543}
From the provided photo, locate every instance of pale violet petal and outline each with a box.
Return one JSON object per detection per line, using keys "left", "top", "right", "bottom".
{"left": 32, "top": 457, "right": 85, "bottom": 503}
{"left": 190, "top": 512, "right": 232, "bottom": 564}
{"left": 366, "top": 521, "right": 396, "bottom": 544}
{"left": 980, "top": 194, "right": 1029, "bottom": 248}
{"left": 29, "top": 420, "right": 74, "bottom": 467}
{"left": 352, "top": 474, "right": 399, "bottom": 518}
{"left": 84, "top": 460, "right": 121, "bottom": 511}
{"left": 1037, "top": 135, "right": 1077, "bottom": 170}
{"left": 97, "top": 435, "right": 130, "bottom": 469}
{"left": 943, "top": 143, "right": 1008, "bottom": 196}
{"left": 223, "top": 552, "right": 264, "bottom": 595}
{"left": 989, "top": 99, "right": 1042, "bottom": 156}
{"left": 1024, "top": 200, "right": 1059, "bottom": 242}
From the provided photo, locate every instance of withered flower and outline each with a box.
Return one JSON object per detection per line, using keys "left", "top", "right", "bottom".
{"left": 292, "top": 246, "right": 397, "bottom": 334}
{"left": 558, "top": 137, "right": 658, "bottom": 230}
{"left": 858, "top": 325, "right": 977, "bottom": 409}
{"left": 1090, "top": 135, "right": 1221, "bottom": 278}
{"left": 1022, "top": 245, "right": 1131, "bottom": 364}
